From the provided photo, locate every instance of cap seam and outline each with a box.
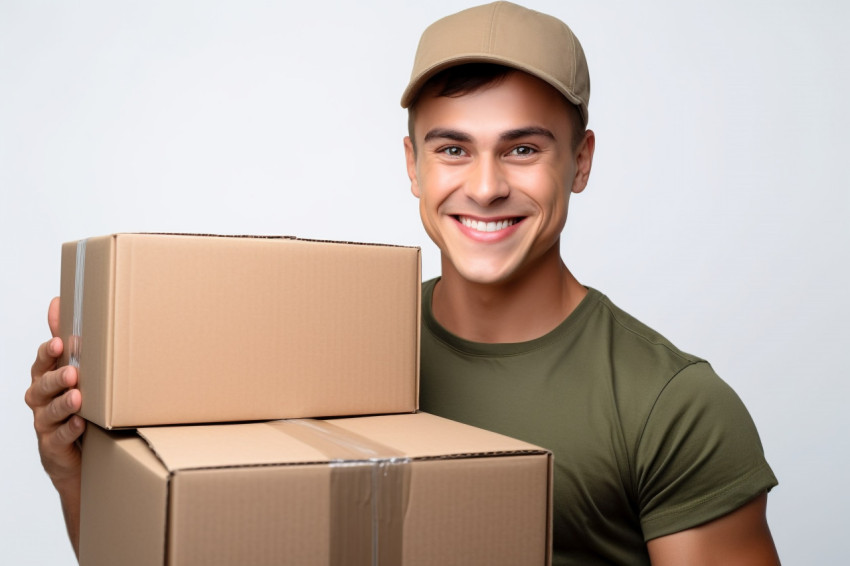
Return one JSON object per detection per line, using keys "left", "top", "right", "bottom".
{"left": 567, "top": 23, "right": 577, "bottom": 89}
{"left": 485, "top": 2, "right": 500, "bottom": 53}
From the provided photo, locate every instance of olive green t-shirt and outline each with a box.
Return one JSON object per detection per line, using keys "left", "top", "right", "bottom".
{"left": 419, "top": 279, "right": 777, "bottom": 566}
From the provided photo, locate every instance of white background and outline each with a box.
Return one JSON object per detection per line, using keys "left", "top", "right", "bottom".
{"left": 2, "top": 1, "right": 848, "bottom": 563}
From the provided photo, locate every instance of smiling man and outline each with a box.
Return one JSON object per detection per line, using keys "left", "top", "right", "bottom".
{"left": 401, "top": 2, "right": 779, "bottom": 565}
{"left": 28, "top": 2, "right": 779, "bottom": 564}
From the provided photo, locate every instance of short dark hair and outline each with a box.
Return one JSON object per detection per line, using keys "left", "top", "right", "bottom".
{"left": 407, "top": 63, "right": 585, "bottom": 152}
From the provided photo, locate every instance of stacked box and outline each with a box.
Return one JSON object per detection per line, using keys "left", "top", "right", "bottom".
{"left": 79, "top": 413, "right": 553, "bottom": 566}
{"left": 58, "top": 233, "right": 420, "bottom": 428}
{"left": 63, "top": 233, "right": 554, "bottom": 564}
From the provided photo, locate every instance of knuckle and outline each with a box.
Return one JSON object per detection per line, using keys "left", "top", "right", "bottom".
{"left": 46, "top": 396, "right": 64, "bottom": 423}
{"left": 43, "top": 397, "right": 68, "bottom": 429}
{"left": 52, "top": 423, "right": 70, "bottom": 446}
{"left": 33, "top": 413, "right": 50, "bottom": 436}
{"left": 24, "top": 386, "right": 34, "bottom": 409}
{"left": 39, "top": 370, "right": 55, "bottom": 396}
{"left": 31, "top": 347, "right": 52, "bottom": 381}
{"left": 41, "top": 368, "right": 64, "bottom": 397}
{"left": 52, "top": 420, "right": 83, "bottom": 454}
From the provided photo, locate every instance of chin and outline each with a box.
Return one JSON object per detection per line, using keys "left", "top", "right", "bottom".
{"left": 452, "top": 261, "right": 521, "bottom": 286}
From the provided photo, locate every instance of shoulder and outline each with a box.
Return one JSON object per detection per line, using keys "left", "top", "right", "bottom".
{"left": 577, "top": 291, "right": 756, "bottom": 458}
{"left": 588, "top": 289, "right": 703, "bottom": 367}
{"left": 582, "top": 293, "right": 777, "bottom": 539}
{"left": 580, "top": 289, "right": 708, "bottom": 402}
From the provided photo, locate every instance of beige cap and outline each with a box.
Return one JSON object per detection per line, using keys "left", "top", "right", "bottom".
{"left": 400, "top": 1, "right": 590, "bottom": 126}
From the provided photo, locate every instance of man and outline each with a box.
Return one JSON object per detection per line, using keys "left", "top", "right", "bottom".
{"left": 28, "top": 2, "right": 779, "bottom": 564}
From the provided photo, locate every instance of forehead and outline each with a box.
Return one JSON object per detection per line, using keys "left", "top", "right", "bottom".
{"left": 412, "top": 71, "right": 574, "bottom": 141}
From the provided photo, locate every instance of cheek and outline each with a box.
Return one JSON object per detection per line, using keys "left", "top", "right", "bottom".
{"left": 417, "top": 164, "right": 457, "bottom": 211}
{"left": 417, "top": 184, "right": 446, "bottom": 240}
{"left": 524, "top": 171, "right": 570, "bottom": 221}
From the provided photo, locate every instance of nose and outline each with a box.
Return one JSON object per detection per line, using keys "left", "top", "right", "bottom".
{"left": 464, "top": 155, "right": 509, "bottom": 206}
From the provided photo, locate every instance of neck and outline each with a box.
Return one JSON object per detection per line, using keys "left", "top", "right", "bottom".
{"left": 432, "top": 243, "right": 586, "bottom": 343}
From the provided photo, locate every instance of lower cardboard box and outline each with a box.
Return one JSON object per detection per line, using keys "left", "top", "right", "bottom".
{"left": 79, "top": 412, "right": 552, "bottom": 566}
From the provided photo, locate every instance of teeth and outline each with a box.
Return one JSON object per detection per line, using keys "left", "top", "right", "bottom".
{"left": 460, "top": 217, "right": 518, "bottom": 232}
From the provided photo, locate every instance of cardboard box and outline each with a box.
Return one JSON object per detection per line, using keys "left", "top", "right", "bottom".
{"left": 79, "top": 412, "right": 552, "bottom": 566}
{"left": 58, "top": 233, "right": 420, "bottom": 428}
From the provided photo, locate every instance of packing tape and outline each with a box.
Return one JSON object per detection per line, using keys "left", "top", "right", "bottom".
{"left": 276, "top": 419, "right": 410, "bottom": 566}
{"left": 70, "top": 239, "right": 87, "bottom": 368}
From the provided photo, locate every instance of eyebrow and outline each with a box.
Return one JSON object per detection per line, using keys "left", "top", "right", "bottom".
{"left": 500, "top": 127, "right": 556, "bottom": 142}
{"left": 423, "top": 128, "right": 472, "bottom": 144}
{"left": 422, "top": 126, "right": 556, "bottom": 144}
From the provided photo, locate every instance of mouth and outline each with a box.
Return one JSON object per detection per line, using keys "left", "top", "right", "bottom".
{"left": 455, "top": 215, "right": 523, "bottom": 233}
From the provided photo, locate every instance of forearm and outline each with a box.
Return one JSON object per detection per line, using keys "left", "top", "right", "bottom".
{"left": 53, "top": 474, "right": 81, "bottom": 559}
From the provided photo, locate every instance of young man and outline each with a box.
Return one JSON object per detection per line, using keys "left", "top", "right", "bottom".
{"left": 28, "top": 2, "right": 779, "bottom": 564}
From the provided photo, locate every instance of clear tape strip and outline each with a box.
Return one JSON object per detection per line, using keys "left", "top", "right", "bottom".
{"left": 280, "top": 419, "right": 410, "bottom": 566}
{"left": 70, "top": 239, "right": 87, "bottom": 368}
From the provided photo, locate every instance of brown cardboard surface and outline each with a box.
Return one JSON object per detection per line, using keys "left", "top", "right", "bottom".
{"left": 79, "top": 413, "right": 552, "bottom": 566}
{"left": 328, "top": 411, "right": 541, "bottom": 457}
{"left": 58, "top": 233, "right": 421, "bottom": 428}
{"left": 402, "top": 456, "right": 549, "bottom": 566}
{"left": 79, "top": 427, "right": 169, "bottom": 566}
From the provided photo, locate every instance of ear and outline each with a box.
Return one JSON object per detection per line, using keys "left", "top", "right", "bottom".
{"left": 571, "top": 129, "right": 595, "bottom": 194}
{"left": 404, "top": 136, "right": 421, "bottom": 198}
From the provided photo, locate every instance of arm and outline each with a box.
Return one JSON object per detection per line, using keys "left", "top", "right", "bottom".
{"left": 25, "top": 296, "right": 85, "bottom": 558}
{"left": 647, "top": 493, "right": 780, "bottom": 566}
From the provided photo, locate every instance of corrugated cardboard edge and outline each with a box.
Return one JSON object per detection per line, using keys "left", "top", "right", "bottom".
{"left": 105, "top": 235, "right": 117, "bottom": 429}
{"left": 414, "top": 248, "right": 421, "bottom": 410}
{"left": 546, "top": 452, "right": 554, "bottom": 566}
{"left": 58, "top": 242, "right": 76, "bottom": 370}
{"left": 130, "top": 231, "right": 419, "bottom": 250}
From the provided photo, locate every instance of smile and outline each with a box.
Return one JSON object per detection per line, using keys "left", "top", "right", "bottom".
{"left": 457, "top": 216, "right": 520, "bottom": 233}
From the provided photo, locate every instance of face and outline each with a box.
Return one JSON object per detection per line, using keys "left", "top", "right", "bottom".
{"left": 404, "top": 71, "right": 594, "bottom": 286}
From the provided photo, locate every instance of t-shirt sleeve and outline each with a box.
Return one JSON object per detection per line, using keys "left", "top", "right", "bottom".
{"left": 635, "top": 361, "right": 778, "bottom": 541}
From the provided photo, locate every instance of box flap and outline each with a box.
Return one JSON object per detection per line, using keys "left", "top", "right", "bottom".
{"left": 139, "top": 413, "right": 548, "bottom": 472}
{"left": 138, "top": 422, "right": 331, "bottom": 471}
{"left": 328, "top": 412, "right": 549, "bottom": 459}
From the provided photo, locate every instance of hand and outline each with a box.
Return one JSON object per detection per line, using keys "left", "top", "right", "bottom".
{"left": 25, "top": 296, "right": 83, "bottom": 555}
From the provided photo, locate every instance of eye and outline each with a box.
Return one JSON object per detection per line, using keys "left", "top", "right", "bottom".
{"left": 509, "top": 145, "right": 536, "bottom": 157}
{"left": 440, "top": 146, "right": 466, "bottom": 158}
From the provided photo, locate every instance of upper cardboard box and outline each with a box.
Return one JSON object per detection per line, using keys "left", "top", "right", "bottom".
{"left": 59, "top": 233, "right": 420, "bottom": 428}
{"left": 80, "top": 412, "right": 553, "bottom": 566}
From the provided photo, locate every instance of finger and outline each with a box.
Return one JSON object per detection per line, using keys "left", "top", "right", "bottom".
{"left": 33, "top": 391, "right": 78, "bottom": 436}
{"left": 47, "top": 296, "right": 61, "bottom": 338}
{"left": 39, "top": 416, "right": 85, "bottom": 482}
{"left": 52, "top": 414, "right": 86, "bottom": 448}
{"left": 31, "top": 337, "right": 64, "bottom": 381}
{"left": 27, "top": 365, "right": 76, "bottom": 407}
{"left": 31, "top": 378, "right": 81, "bottom": 430}
{"left": 48, "top": 387, "right": 83, "bottom": 425}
